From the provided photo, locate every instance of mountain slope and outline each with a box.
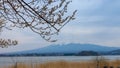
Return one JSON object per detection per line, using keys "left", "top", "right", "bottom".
{"left": 14, "top": 43, "right": 120, "bottom": 54}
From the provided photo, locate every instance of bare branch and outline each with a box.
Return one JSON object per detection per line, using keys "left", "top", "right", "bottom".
{"left": 0, "top": 0, "right": 77, "bottom": 43}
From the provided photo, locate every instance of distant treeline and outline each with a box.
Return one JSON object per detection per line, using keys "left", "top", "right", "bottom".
{"left": 0, "top": 50, "right": 120, "bottom": 57}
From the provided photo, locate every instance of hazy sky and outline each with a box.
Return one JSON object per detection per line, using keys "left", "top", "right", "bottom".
{"left": 0, "top": 0, "right": 120, "bottom": 53}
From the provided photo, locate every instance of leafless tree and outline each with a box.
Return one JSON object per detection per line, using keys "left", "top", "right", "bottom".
{"left": 0, "top": 39, "right": 18, "bottom": 48}
{"left": 0, "top": 17, "right": 18, "bottom": 48}
{"left": 0, "top": 19, "right": 18, "bottom": 48}
{"left": 0, "top": 0, "right": 77, "bottom": 47}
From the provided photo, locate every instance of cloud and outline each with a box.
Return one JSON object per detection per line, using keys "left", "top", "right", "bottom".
{"left": 78, "top": 16, "right": 120, "bottom": 27}
{"left": 1, "top": 28, "right": 35, "bottom": 44}
{"left": 0, "top": 28, "right": 51, "bottom": 53}
{"left": 57, "top": 25, "right": 120, "bottom": 47}
{"left": 71, "top": 0, "right": 103, "bottom": 10}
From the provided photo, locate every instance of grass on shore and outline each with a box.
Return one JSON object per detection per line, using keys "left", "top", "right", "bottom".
{"left": 3, "top": 59, "right": 120, "bottom": 68}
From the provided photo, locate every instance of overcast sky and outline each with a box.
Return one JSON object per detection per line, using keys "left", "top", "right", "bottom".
{"left": 0, "top": 0, "right": 120, "bottom": 53}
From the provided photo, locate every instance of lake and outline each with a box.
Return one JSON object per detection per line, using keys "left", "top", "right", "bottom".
{"left": 0, "top": 55, "right": 120, "bottom": 66}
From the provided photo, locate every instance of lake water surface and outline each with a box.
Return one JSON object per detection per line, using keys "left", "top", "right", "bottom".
{"left": 0, "top": 55, "right": 120, "bottom": 66}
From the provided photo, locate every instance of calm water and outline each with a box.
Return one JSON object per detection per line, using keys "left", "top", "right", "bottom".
{"left": 0, "top": 55, "right": 120, "bottom": 66}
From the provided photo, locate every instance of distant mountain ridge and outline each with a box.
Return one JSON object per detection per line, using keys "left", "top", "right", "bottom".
{"left": 25, "top": 43, "right": 120, "bottom": 53}
{"left": 108, "top": 49, "right": 120, "bottom": 55}
{"left": 2, "top": 43, "right": 120, "bottom": 55}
